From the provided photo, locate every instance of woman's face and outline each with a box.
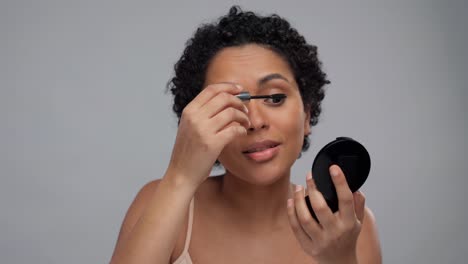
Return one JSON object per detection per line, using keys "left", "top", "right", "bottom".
{"left": 204, "top": 44, "right": 310, "bottom": 185}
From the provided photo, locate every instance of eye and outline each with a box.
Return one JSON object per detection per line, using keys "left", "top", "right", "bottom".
{"left": 264, "top": 93, "right": 287, "bottom": 105}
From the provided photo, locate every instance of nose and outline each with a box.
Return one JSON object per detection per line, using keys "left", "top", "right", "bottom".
{"left": 246, "top": 101, "right": 269, "bottom": 132}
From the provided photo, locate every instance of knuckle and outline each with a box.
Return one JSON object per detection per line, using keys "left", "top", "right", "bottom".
{"left": 343, "top": 217, "right": 360, "bottom": 230}
{"left": 238, "top": 126, "right": 247, "bottom": 135}
{"left": 231, "top": 95, "right": 243, "bottom": 105}
{"left": 233, "top": 126, "right": 245, "bottom": 136}
{"left": 243, "top": 116, "right": 251, "bottom": 127}
{"left": 355, "top": 221, "right": 362, "bottom": 232}
{"left": 219, "top": 92, "right": 230, "bottom": 101}
{"left": 205, "top": 84, "right": 217, "bottom": 94}
{"left": 314, "top": 204, "right": 329, "bottom": 215}
{"left": 341, "top": 220, "right": 355, "bottom": 231}
{"left": 184, "top": 114, "right": 197, "bottom": 127}
{"left": 226, "top": 108, "right": 236, "bottom": 118}
{"left": 289, "top": 221, "right": 300, "bottom": 232}
{"left": 341, "top": 195, "right": 354, "bottom": 206}
{"left": 297, "top": 211, "right": 311, "bottom": 224}
{"left": 225, "top": 90, "right": 235, "bottom": 98}
{"left": 304, "top": 218, "right": 316, "bottom": 231}
{"left": 334, "top": 173, "right": 346, "bottom": 184}
{"left": 181, "top": 106, "right": 192, "bottom": 117}
{"left": 331, "top": 232, "right": 341, "bottom": 243}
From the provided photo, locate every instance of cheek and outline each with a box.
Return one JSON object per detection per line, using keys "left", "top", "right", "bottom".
{"left": 273, "top": 106, "right": 305, "bottom": 133}
{"left": 272, "top": 107, "right": 306, "bottom": 151}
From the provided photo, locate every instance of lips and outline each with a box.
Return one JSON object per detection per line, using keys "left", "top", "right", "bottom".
{"left": 242, "top": 140, "right": 280, "bottom": 154}
{"left": 242, "top": 140, "right": 281, "bottom": 162}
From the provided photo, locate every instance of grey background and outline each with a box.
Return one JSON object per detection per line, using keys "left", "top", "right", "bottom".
{"left": 2, "top": 0, "right": 467, "bottom": 263}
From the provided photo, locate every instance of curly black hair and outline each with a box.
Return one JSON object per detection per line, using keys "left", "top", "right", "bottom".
{"left": 167, "top": 6, "right": 329, "bottom": 155}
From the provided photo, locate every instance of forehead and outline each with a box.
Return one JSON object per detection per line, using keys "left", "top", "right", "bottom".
{"left": 205, "top": 44, "right": 295, "bottom": 84}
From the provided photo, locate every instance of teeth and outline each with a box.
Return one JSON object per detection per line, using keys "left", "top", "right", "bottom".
{"left": 248, "top": 147, "right": 267, "bottom": 153}
{"left": 246, "top": 144, "right": 276, "bottom": 153}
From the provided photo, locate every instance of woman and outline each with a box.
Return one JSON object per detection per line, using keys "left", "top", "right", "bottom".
{"left": 110, "top": 6, "right": 382, "bottom": 264}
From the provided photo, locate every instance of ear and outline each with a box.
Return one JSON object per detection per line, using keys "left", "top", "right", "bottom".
{"left": 303, "top": 109, "right": 311, "bottom": 136}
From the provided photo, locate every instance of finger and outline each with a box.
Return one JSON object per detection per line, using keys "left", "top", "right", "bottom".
{"left": 353, "top": 191, "right": 366, "bottom": 222}
{"left": 330, "top": 165, "right": 356, "bottom": 223}
{"left": 294, "top": 184, "right": 323, "bottom": 240}
{"left": 210, "top": 107, "right": 250, "bottom": 132}
{"left": 200, "top": 91, "right": 249, "bottom": 119}
{"left": 215, "top": 124, "right": 247, "bottom": 147}
{"left": 305, "top": 172, "right": 336, "bottom": 229}
{"left": 189, "top": 82, "right": 243, "bottom": 110}
{"left": 287, "top": 198, "right": 315, "bottom": 249}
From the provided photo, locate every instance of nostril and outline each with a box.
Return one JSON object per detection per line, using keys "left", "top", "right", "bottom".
{"left": 247, "top": 124, "right": 267, "bottom": 132}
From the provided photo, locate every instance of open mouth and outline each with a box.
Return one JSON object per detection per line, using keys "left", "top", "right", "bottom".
{"left": 242, "top": 143, "right": 280, "bottom": 153}
{"left": 242, "top": 140, "right": 281, "bottom": 154}
{"left": 242, "top": 140, "right": 281, "bottom": 162}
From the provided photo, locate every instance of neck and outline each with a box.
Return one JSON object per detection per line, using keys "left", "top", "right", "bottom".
{"left": 219, "top": 171, "right": 295, "bottom": 232}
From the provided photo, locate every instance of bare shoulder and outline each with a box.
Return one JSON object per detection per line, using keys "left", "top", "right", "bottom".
{"left": 112, "top": 176, "right": 222, "bottom": 261}
{"left": 125, "top": 179, "right": 162, "bottom": 222}
{"left": 172, "top": 176, "right": 223, "bottom": 261}
{"left": 114, "top": 179, "right": 162, "bottom": 247}
{"left": 357, "top": 206, "right": 382, "bottom": 264}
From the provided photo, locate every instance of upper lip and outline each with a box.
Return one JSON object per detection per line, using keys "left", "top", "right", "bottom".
{"left": 242, "top": 140, "right": 281, "bottom": 154}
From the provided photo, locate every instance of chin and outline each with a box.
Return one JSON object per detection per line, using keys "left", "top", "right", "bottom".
{"left": 225, "top": 162, "right": 290, "bottom": 186}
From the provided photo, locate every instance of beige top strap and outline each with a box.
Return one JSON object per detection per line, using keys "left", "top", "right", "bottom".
{"left": 182, "top": 198, "right": 194, "bottom": 252}
{"left": 172, "top": 198, "right": 195, "bottom": 264}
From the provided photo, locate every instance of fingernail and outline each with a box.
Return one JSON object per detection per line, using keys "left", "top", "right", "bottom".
{"left": 287, "top": 199, "right": 293, "bottom": 207}
{"left": 295, "top": 185, "right": 302, "bottom": 192}
{"left": 306, "top": 173, "right": 312, "bottom": 180}
{"left": 330, "top": 167, "right": 339, "bottom": 177}
{"left": 243, "top": 105, "right": 249, "bottom": 113}
{"left": 235, "top": 84, "right": 243, "bottom": 90}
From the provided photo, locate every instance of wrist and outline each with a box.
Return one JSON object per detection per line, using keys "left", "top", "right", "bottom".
{"left": 163, "top": 167, "right": 200, "bottom": 193}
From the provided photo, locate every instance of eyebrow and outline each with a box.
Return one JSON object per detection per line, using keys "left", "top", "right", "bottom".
{"left": 257, "top": 73, "right": 290, "bottom": 87}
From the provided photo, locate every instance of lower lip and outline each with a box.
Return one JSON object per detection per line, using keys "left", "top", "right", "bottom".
{"left": 244, "top": 145, "right": 280, "bottom": 162}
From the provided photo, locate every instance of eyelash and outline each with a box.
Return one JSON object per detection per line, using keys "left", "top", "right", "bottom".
{"left": 264, "top": 94, "right": 286, "bottom": 105}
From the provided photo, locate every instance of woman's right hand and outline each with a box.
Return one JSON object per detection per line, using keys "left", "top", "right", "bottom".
{"left": 166, "top": 83, "right": 250, "bottom": 188}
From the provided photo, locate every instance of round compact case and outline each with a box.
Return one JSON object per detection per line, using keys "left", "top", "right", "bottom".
{"left": 305, "top": 137, "right": 371, "bottom": 222}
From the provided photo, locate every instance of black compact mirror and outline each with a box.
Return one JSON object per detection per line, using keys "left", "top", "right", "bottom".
{"left": 305, "top": 137, "right": 371, "bottom": 222}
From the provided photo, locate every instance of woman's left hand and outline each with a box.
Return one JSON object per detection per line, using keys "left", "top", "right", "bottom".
{"left": 287, "top": 165, "right": 366, "bottom": 264}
